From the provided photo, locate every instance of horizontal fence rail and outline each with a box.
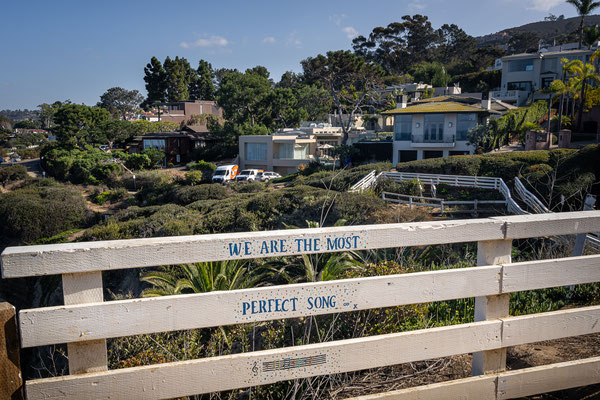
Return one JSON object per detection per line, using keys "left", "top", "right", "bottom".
{"left": 3, "top": 212, "right": 598, "bottom": 279}
{"left": 18, "top": 255, "right": 600, "bottom": 348}
{"left": 2, "top": 211, "right": 600, "bottom": 400}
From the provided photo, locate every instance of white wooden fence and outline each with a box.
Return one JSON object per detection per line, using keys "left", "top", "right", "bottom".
{"left": 2, "top": 212, "right": 600, "bottom": 399}
{"left": 381, "top": 192, "right": 507, "bottom": 214}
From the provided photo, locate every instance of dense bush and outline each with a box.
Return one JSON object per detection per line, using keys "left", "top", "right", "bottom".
{"left": 0, "top": 165, "right": 28, "bottom": 186}
{"left": 184, "top": 170, "right": 204, "bottom": 186}
{"left": 81, "top": 204, "right": 204, "bottom": 240}
{"left": 292, "top": 162, "right": 392, "bottom": 191}
{"left": 121, "top": 171, "right": 173, "bottom": 191}
{"left": 376, "top": 177, "right": 423, "bottom": 196}
{"left": 0, "top": 184, "right": 90, "bottom": 242}
{"left": 187, "top": 160, "right": 217, "bottom": 173}
{"left": 170, "top": 184, "right": 232, "bottom": 205}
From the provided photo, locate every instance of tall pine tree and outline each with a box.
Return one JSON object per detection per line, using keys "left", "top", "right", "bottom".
{"left": 142, "top": 57, "right": 167, "bottom": 109}
{"left": 189, "top": 59, "right": 216, "bottom": 100}
{"left": 164, "top": 56, "right": 195, "bottom": 102}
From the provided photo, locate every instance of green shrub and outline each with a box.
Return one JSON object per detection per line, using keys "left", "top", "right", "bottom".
{"left": 125, "top": 153, "right": 152, "bottom": 170}
{"left": 377, "top": 177, "right": 423, "bottom": 196}
{"left": 170, "top": 184, "right": 231, "bottom": 205}
{"left": 187, "top": 160, "right": 217, "bottom": 173}
{"left": 185, "top": 170, "right": 204, "bottom": 186}
{"left": 121, "top": 171, "right": 172, "bottom": 190}
{"left": 0, "top": 185, "right": 90, "bottom": 243}
{"left": 0, "top": 165, "right": 28, "bottom": 186}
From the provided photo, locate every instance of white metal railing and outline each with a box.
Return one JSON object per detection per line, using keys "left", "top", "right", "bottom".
{"left": 349, "top": 170, "right": 377, "bottom": 192}
{"left": 378, "top": 171, "right": 528, "bottom": 215}
{"left": 514, "top": 177, "right": 551, "bottom": 214}
{"left": 2, "top": 212, "right": 600, "bottom": 399}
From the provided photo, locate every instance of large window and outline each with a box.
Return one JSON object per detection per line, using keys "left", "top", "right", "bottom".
{"left": 424, "top": 114, "right": 444, "bottom": 142}
{"left": 394, "top": 115, "right": 412, "bottom": 140}
{"left": 276, "top": 143, "right": 310, "bottom": 159}
{"left": 245, "top": 142, "right": 267, "bottom": 161}
{"left": 143, "top": 139, "right": 165, "bottom": 150}
{"left": 456, "top": 113, "right": 476, "bottom": 141}
{"left": 508, "top": 59, "right": 534, "bottom": 72}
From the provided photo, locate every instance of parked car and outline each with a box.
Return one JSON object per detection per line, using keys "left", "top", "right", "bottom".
{"left": 257, "top": 171, "right": 281, "bottom": 181}
{"left": 99, "top": 145, "right": 110, "bottom": 151}
{"left": 212, "top": 164, "right": 239, "bottom": 184}
{"left": 235, "top": 169, "right": 263, "bottom": 182}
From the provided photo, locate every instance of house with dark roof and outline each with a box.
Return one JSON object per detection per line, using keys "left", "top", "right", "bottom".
{"left": 383, "top": 97, "right": 498, "bottom": 164}
{"left": 131, "top": 130, "right": 219, "bottom": 165}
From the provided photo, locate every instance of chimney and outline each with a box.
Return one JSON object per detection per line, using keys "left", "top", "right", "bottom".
{"left": 400, "top": 94, "right": 408, "bottom": 109}
{"left": 481, "top": 91, "right": 491, "bottom": 110}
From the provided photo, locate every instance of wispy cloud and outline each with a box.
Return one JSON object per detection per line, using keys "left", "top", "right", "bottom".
{"left": 408, "top": 0, "right": 426, "bottom": 11}
{"left": 527, "top": 0, "right": 563, "bottom": 11}
{"left": 286, "top": 32, "right": 302, "bottom": 48}
{"left": 180, "top": 35, "right": 229, "bottom": 48}
{"left": 329, "top": 14, "right": 347, "bottom": 27}
{"left": 342, "top": 26, "right": 358, "bottom": 39}
{"left": 263, "top": 36, "right": 276, "bottom": 44}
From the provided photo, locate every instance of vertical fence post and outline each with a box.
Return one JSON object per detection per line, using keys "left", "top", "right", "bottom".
{"left": 62, "top": 272, "right": 108, "bottom": 374}
{"left": 472, "top": 239, "right": 512, "bottom": 376}
{"left": 0, "top": 301, "right": 22, "bottom": 400}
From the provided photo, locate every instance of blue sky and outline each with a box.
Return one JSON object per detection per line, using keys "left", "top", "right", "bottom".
{"left": 0, "top": 0, "right": 579, "bottom": 109}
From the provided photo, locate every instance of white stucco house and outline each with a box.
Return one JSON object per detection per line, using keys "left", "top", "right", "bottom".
{"left": 383, "top": 98, "right": 498, "bottom": 165}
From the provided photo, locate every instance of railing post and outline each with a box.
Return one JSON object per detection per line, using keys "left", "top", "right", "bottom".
{"left": 62, "top": 272, "right": 108, "bottom": 374}
{"left": 472, "top": 239, "right": 512, "bottom": 376}
{"left": 0, "top": 300, "right": 22, "bottom": 400}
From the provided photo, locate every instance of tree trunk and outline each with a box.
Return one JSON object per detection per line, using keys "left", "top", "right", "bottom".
{"left": 577, "top": 80, "right": 586, "bottom": 132}
{"left": 579, "top": 15, "right": 585, "bottom": 50}
{"left": 558, "top": 94, "right": 564, "bottom": 130}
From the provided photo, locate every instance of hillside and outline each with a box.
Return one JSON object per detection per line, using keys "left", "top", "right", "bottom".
{"left": 477, "top": 14, "right": 600, "bottom": 46}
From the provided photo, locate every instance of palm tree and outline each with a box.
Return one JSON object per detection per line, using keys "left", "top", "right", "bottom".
{"left": 583, "top": 24, "right": 600, "bottom": 49}
{"left": 141, "top": 260, "right": 262, "bottom": 297}
{"left": 566, "top": 0, "right": 600, "bottom": 49}
{"left": 565, "top": 53, "right": 600, "bottom": 131}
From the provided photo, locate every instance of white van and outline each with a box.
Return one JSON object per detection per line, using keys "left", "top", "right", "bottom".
{"left": 211, "top": 164, "right": 239, "bottom": 183}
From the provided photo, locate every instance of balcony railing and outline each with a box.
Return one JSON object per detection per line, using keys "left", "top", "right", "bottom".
{"left": 411, "top": 134, "right": 455, "bottom": 144}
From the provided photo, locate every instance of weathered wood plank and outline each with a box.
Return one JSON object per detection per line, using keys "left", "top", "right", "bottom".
{"left": 20, "top": 266, "right": 502, "bottom": 347}
{"left": 344, "top": 375, "right": 497, "bottom": 400}
{"left": 1, "top": 218, "right": 507, "bottom": 278}
{"left": 502, "top": 254, "right": 600, "bottom": 293}
{"left": 497, "top": 356, "right": 600, "bottom": 399}
{"left": 502, "top": 305, "right": 600, "bottom": 347}
{"left": 345, "top": 356, "right": 600, "bottom": 400}
{"left": 497, "top": 211, "right": 600, "bottom": 239}
{"left": 62, "top": 272, "right": 108, "bottom": 374}
{"left": 25, "top": 320, "right": 502, "bottom": 400}
{"left": 0, "top": 301, "right": 23, "bottom": 400}
{"left": 473, "top": 239, "right": 511, "bottom": 376}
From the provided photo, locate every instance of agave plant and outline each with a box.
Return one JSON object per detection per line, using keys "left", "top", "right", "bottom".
{"left": 141, "top": 260, "right": 262, "bottom": 297}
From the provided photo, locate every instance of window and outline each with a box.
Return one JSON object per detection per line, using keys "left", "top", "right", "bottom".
{"left": 542, "top": 58, "right": 557, "bottom": 72}
{"left": 424, "top": 114, "right": 444, "bottom": 142}
{"left": 541, "top": 77, "right": 555, "bottom": 89}
{"left": 143, "top": 139, "right": 165, "bottom": 150}
{"left": 508, "top": 59, "right": 534, "bottom": 72}
{"left": 277, "top": 143, "right": 293, "bottom": 159}
{"left": 394, "top": 115, "right": 412, "bottom": 140}
{"left": 245, "top": 142, "right": 267, "bottom": 161}
{"left": 456, "top": 114, "right": 476, "bottom": 141}
{"left": 398, "top": 150, "right": 417, "bottom": 163}
{"left": 507, "top": 81, "right": 532, "bottom": 92}
{"left": 294, "top": 144, "right": 309, "bottom": 159}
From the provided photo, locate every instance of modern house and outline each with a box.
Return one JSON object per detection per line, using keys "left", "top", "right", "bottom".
{"left": 157, "top": 100, "right": 223, "bottom": 125}
{"left": 131, "top": 131, "right": 217, "bottom": 165}
{"left": 495, "top": 48, "right": 595, "bottom": 106}
{"left": 383, "top": 97, "right": 498, "bottom": 164}
{"left": 238, "top": 124, "right": 350, "bottom": 174}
